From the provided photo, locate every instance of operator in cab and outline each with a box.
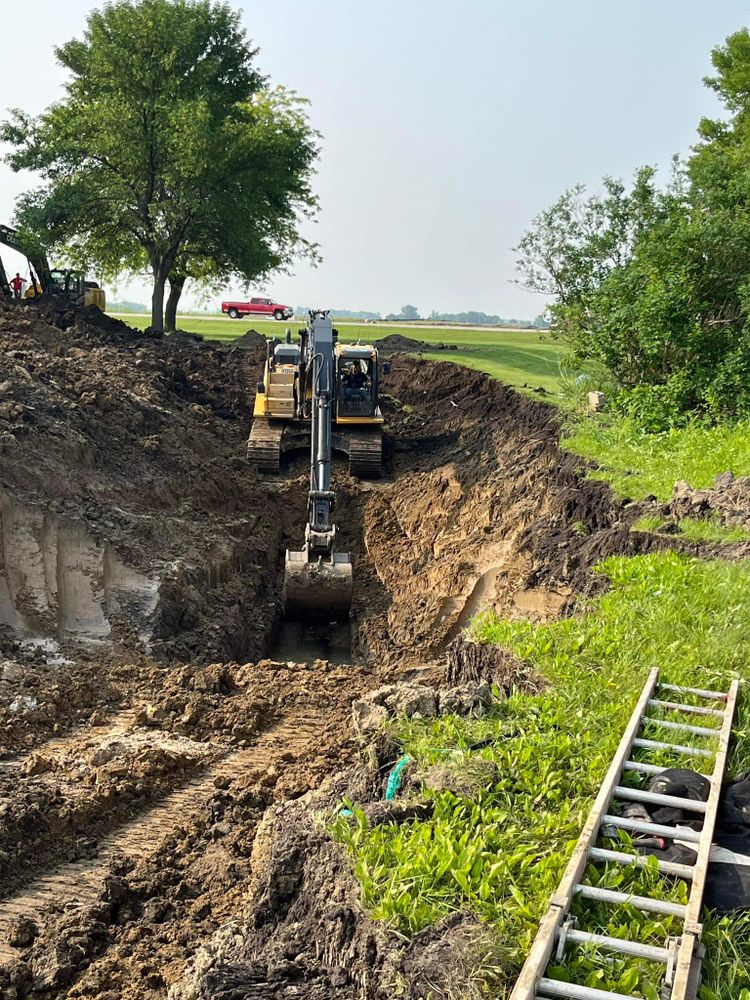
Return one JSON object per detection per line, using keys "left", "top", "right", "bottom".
{"left": 343, "top": 362, "right": 369, "bottom": 399}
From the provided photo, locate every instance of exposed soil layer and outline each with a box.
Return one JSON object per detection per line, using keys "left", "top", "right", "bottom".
{"left": 0, "top": 301, "right": 719, "bottom": 998}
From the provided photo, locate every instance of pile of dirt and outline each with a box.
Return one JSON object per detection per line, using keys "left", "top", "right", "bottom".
{"left": 373, "top": 333, "right": 457, "bottom": 353}
{"left": 0, "top": 298, "right": 288, "bottom": 665}
{"left": 670, "top": 470, "right": 750, "bottom": 527}
{"left": 230, "top": 329, "right": 267, "bottom": 351}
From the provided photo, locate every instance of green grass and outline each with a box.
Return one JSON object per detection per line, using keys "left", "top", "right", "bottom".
{"left": 564, "top": 416, "right": 750, "bottom": 502}
{"left": 632, "top": 514, "right": 750, "bottom": 543}
{"left": 117, "top": 313, "right": 565, "bottom": 396}
{"left": 334, "top": 552, "right": 750, "bottom": 998}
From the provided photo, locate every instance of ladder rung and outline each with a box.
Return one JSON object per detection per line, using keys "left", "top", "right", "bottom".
{"left": 632, "top": 736, "right": 714, "bottom": 759}
{"left": 575, "top": 884, "right": 686, "bottom": 917}
{"left": 659, "top": 682, "right": 728, "bottom": 701}
{"left": 648, "top": 698, "right": 724, "bottom": 718}
{"left": 589, "top": 846, "right": 694, "bottom": 879}
{"left": 643, "top": 717, "right": 718, "bottom": 738}
{"left": 622, "top": 760, "right": 710, "bottom": 780}
{"left": 613, "top": 785, "right": 707, "bottom": 814}
{"left": 559, "top": 926, "right": 671, "bottom": 963}
{"left": 537, "top": 977, "right": 641, "bottom": 999}
{"left": 602, "top": 814, "right": 702, "bottom": 843}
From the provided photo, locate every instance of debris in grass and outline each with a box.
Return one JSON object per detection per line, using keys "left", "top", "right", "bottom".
{"left": 445, "top": 634, "right": 546, "bottom": 693}
{"left": 352, "top": 681, "right": 496, "bottom": 733}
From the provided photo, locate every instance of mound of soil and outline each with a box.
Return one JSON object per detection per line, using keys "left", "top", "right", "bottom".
{"left": 373, "top": 333, "right": 457, "bottom": 354}
{"left": 0, "top": 298, "right": 285, "bottom": 666}
{"left": 231, "top": 329, "right": 267, "bottom": 351}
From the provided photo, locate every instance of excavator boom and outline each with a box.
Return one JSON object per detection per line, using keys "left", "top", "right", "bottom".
{"left": 283, "top": 312, "right": 353, "bottom": 619}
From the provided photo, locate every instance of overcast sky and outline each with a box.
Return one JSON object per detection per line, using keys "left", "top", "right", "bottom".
{"left": 0, "top": 0, "right": 746, "bottom": 317}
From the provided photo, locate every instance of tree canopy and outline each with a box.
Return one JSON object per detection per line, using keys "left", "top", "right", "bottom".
{"left": 515, "top": 27, "right": 750, "bottom": 429}
{"left": 1, "top": 0, "right": 319, "bottom": 331}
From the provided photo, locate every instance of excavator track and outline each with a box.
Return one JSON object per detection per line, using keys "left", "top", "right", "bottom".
{"left": 348, "top": 427, "right": 382, "bottom": 478}
{"left": 247, "top": 417, "right": 283, "bottom": 473}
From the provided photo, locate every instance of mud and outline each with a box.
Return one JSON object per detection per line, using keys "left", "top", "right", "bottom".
{"left": 0, "top": 301, "right": 703, "bottom": 998}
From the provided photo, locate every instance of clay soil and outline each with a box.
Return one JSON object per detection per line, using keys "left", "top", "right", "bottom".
{"left": 0, "top": 301, "right": 724, "bottom": 999}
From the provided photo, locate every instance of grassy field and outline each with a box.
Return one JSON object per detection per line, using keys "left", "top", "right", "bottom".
{"left": 118, "top": 313, "right": 564, "bottom": 396}
{"left": 564, "top": 415, "right": 750, "bottom": 501}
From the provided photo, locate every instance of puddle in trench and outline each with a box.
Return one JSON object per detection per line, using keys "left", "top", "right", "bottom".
{"left": 270, "top": 618, "right": 353, "bottom": 665}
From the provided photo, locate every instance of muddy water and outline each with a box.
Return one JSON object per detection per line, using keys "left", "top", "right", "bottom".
{"left": 270, "top": 617, "right": 353, "bottom": 664}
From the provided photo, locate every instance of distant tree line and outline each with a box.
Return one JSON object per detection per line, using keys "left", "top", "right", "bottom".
{"left": 295, "top": 307, "right": 382, "bottom": 321}
{"left": 382, "top": 304, "right": 549, "bottom": 327}
{"left": 109, "top": 299, "right": 148, "bottom": 313}
{"left": 516, "top": 27, "right": 750, "bottom": 429}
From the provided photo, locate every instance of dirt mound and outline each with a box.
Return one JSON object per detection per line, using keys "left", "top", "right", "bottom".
{"left": 670, "top": 470, "right": 750, "bottom": 526}
{"left": 0, "top": 299, "right": 284, "bottom": 665}
{"left": 231, "top": 329, "right": 267, "bottom": 350}
{"left": 374, "top": 333, "right": 457, "bottom": 354}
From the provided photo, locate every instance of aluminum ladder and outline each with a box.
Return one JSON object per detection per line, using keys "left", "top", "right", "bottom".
{"left": 510, "top": 666, "right": 739, "bottom": 1000}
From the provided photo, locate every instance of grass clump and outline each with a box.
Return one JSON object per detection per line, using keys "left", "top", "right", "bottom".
{"left": 334, "top": 552, "right": 750, "bottom": 996}
{"left": 564, "top": 416, "right": 750, "bottom": 501}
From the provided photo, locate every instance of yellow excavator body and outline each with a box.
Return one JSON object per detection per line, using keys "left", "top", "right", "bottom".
{"left": 248, "top": 328, "right": 386, "bottom": 477}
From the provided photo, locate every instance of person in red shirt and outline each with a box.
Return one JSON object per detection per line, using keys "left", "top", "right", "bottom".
{"left": 10, "top": 274, "right": 26, "bottom": 301}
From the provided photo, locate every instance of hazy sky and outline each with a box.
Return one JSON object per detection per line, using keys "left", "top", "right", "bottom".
{"left": 0, "top": 0, "right": 746, "bottom": 316}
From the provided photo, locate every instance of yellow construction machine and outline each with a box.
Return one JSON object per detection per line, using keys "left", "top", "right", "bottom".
{"left": 253, "top": 311, "right": 389, "bottom": 620}
{"left": 0, "top": 224, "right": 105, "bottom": 310}
{"left": 247, "top": 315, "right": 386, "bottom": 478}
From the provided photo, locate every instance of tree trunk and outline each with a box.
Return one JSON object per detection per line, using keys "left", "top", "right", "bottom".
{"left": 165, "top": 274, "right": 186, "bottom": 333}
{"left": 150, "top": 270, "right": 166, "bottom": 333}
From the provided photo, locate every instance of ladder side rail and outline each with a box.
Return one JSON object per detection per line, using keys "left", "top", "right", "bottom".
{"left": 509, "top": 667, "right": 660, "bottom": 1000}
{"left": 669, "top": 678, "right": 739, "bottom": 999}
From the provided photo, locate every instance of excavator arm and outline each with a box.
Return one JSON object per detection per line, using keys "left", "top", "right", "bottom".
{"left": 0, "top": 224, "right": 50, "bottom": 299}
{"left": 282, "top": 312, "right": 353, "bottom": 619}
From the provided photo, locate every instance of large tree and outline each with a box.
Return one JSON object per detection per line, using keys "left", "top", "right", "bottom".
{"left": 1, "top": 0, "right": 319, "bottom": 331}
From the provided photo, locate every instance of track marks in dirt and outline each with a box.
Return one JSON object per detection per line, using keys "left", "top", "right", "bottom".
{"left": 0, "top": 711, "right": 323, "bottom": 965}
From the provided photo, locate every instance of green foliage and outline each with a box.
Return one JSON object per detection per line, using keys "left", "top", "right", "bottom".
{"left": 563, "top": 415, "right": 750, "bottom": 501}
{"left": 515, "top": 27, "right": 750, "bottom": 428}
{"left": 334, "top": 553, "right": 750, "bottom": 995}
{"left": 1, "top": 0, "right": 319, "bottom": 330}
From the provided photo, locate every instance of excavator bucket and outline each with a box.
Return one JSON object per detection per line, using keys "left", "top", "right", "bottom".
{"left": 283, "top": 550, "right": 353, "bottom": 620}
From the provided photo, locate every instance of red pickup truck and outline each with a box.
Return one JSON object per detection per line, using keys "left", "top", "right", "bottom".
{"left": 221, "top": 297, "right": 294, "bottom": 320}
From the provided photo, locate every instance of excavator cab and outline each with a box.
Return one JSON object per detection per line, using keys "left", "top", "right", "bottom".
{"left": 337, "top": 351, "right": 376, "bottom": 418}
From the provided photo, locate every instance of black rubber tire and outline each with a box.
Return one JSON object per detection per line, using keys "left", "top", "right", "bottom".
{"left": 228, "top": 308, "right": 239, "bottom": 319}
{"left": 274, "top": 309, "right": 283, "bottom": 320}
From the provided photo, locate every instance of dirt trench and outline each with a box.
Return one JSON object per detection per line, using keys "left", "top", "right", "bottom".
{"left": 0, "top": 303, "right": 667, "bottom": 998}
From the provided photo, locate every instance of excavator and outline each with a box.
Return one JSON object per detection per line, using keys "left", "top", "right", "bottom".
{"left": 0, "top": 224, "right": 106, "bottom": 310}
{"left": 279, "top": 311, "right": 384, "bottom": 619}
{"left": 247, "top": 313, "right": 386, "bottom": 477}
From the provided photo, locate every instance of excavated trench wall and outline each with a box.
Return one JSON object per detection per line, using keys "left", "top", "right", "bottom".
{"left": 0, "top": 493, "right": 158, "bottom": 650}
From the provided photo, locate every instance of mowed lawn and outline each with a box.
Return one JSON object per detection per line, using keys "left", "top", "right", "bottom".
{"left": 117, "top": 313, "right": 564, "bottom": 396}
